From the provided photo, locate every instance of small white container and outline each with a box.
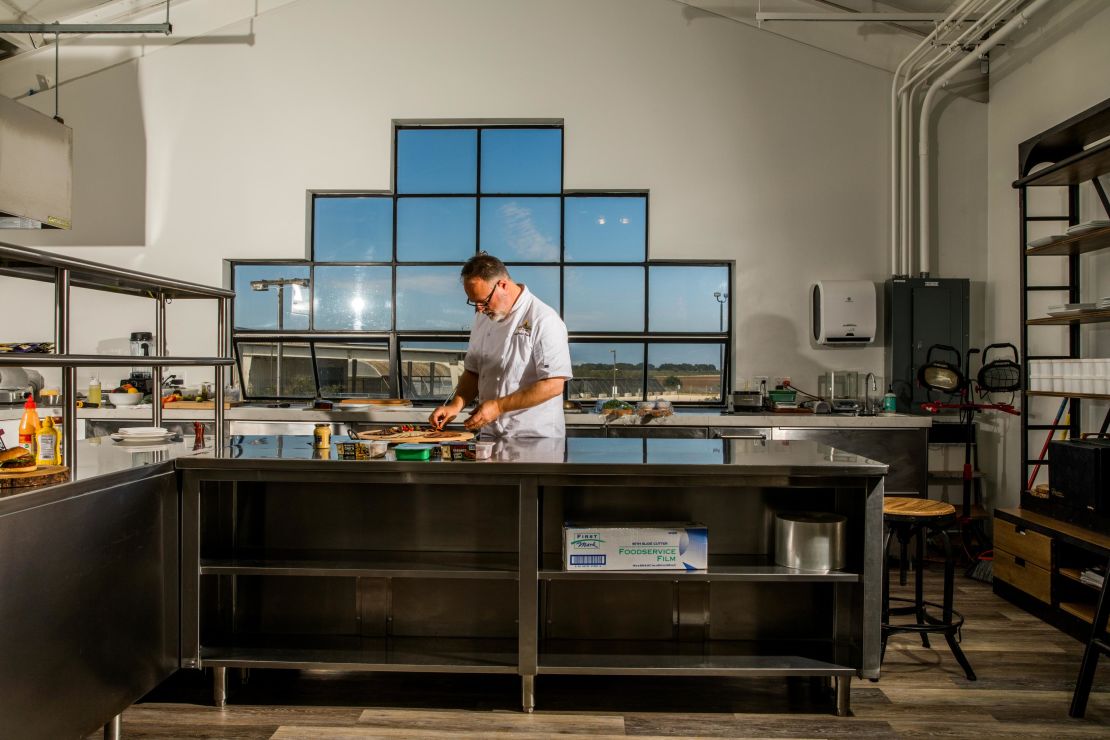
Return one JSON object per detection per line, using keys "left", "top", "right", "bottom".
{"left": 369, "top": 440, "right": 390, "bottom": 458}
{"left": 472, "top": 440, "right": 494, "bottom": 460}
{"left": 1030, "top": 377, "right": 1046, "bottom": 391}
{"left": 1081, "top": 378, "right": 1095, "bottom": 393}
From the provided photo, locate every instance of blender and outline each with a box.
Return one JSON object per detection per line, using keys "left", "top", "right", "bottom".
{"left": 121, "top": 331, "right": 154, "bottom": 395}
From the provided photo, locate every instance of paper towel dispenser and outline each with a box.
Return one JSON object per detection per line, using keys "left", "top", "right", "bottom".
{"left": 812, "top": 280, "right": 876, "bottom": 345}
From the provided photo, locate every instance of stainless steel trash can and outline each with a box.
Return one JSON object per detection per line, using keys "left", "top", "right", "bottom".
{"left": 774, "top": 511, "right": 847, "bottom": 571}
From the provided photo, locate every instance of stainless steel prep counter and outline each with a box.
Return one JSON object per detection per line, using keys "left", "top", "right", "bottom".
{"left": 177, "top": 435, "right": 886, "bottom": 715}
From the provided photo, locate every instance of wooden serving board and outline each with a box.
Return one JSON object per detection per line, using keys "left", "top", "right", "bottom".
{"left": 0, "top": 465, "right": 70, "bottom": 488}
{"left": 163, "top": 401, "right": 244, "bottom": 409}
{"left": 338, "top": 398, "right": 413, "bottom": 407}
{"left": 353, "top": 429, "right": 474, "bottom": 444}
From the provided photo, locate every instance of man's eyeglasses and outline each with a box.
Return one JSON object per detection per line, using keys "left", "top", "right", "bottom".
{"left": 466, "top": 282, "right": 500, "bottom": 309}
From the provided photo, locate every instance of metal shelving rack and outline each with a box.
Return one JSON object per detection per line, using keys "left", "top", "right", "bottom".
{"left": 1014, "top": 97, "right": 1110, "bottom": 508}
{"left": 0, "top": 242, "right": 235, "bottom": 466}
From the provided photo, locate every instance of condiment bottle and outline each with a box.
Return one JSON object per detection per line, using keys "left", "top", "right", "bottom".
{"left": 52, "top": 416, "right": 64, "bottom": 465}
{"left": 313, "top": 424, "right": 331, "bottom": 449}
{"left": 882, "top": 386, "right": 897, "bottom": 413}
{"left": 35, "top": 417, "right": 59, "bottom": 466}
{"left": 88, "top": 377, "right": 101, "bottom": 405}
{"left": 18, "top": 394, "right": 40, "bottom": 455}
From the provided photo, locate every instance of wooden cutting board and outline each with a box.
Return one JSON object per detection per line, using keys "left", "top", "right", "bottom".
{"left": 163, "top": 401, "right": 244, "bottom": 409}
{"left": 0, "top": 465, "right": 70, "bottom": 488}
{"left": 338, "top": 399, "right": 413, "bottom": 407}
{"left": 354, "top": 429, "right": 474, "bottom": 444}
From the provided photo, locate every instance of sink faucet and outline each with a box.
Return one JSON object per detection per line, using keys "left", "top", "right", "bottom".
{"left": 864, "top": 372, "right": 878, "bottom": 413}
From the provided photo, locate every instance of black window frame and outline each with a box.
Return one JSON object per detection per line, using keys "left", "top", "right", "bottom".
{"left": 229, "top": 122, "right": 732, "bottom": 405}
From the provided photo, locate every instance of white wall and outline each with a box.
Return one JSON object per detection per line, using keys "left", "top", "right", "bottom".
{"left": 983, "top": 0, "right": 1110, "bottom": 511}
{"left": 0, "top": 0, "right": 986, "bottom": 395}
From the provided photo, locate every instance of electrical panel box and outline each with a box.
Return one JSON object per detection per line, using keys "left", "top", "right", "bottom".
{"left": 885, "top": 278, "right": 970, "bottom": 414}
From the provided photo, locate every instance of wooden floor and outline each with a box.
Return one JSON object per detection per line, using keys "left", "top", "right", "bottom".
{"left": 95, "top": 566, "right": 1110, "bottom": 739}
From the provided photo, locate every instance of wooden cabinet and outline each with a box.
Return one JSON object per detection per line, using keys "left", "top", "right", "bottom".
{"left": 994, "top": 508, "right": 1110, "bottom": 639}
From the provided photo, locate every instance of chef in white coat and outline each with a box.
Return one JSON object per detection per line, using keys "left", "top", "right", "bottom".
{"left": 429, "top": 254, "right": 572, "bottom": 437}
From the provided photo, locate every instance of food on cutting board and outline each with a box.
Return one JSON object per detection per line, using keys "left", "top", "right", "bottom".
{"left": 0, "top": 447, "right": 37, "bottom": 474}
{"left": 597, "top": 399, "right": 634, "bottom": 415}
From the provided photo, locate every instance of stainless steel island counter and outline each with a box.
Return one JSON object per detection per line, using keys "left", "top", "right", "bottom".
{"left": 178, "top": 435, "right": 886, "bottom": 715}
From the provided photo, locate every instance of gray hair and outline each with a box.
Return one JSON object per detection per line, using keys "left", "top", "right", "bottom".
{"left": 460, "top": 253, "right": 509, "bottom": 282}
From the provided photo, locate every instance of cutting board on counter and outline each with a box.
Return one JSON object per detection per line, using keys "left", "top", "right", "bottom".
{"left": 354, "top": 428, "right": 474, "bottom": 444}
{"left": 0, "top": 465, "right": 69, "bottom": 488}
{"left": 337, "top": 398, "right": 413, "bottom": 407}
{"left": 163, "top": 401, "right": 244, "bottom": 409}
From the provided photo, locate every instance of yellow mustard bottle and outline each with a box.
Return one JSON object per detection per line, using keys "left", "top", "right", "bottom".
{"left": 35, "top": 416, "right": 59, "bottom": 466}
{"left": 53, "top": 416, "right": 64, "bottom": 466}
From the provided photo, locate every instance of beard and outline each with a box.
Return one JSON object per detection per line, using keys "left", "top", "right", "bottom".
{"left": 483, "top": 307, "right": 509, "bottom": 322}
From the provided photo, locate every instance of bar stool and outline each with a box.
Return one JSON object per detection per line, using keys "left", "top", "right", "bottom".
{"left": 882, "top": 497, "right": 976, "bottom": 681}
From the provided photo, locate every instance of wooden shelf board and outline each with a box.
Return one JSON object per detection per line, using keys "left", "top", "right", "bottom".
{"left": 1027, "top": 308, "right": 1110, "bottom": 326}
{"left": 1025, "top": 391, "right": 1110, "bottom": 401}
{"left": 1025, "top": 225, "right": 1110, "bottom": 257}
{"left": 1057, "top": 566, "right": 1103, "bottom": 591}
{"left": 1060, "top": 601, "right": 1096, "bottom": 624}
{"left": 1014, "top": 138, "right": 1110, "bottom": 187}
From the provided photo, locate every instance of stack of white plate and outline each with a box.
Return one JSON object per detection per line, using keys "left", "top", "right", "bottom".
{"left": 109, "top": 427, "right": 175, "bottom": 445}
{"left": 1047, "top": 303, "right": 1096, "bottom": 316}
{"left": 1066, "top": 219, "right": 1110, "bottom": 235}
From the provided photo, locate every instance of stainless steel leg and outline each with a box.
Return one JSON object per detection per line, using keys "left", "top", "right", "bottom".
{"left": 521, "top": 674, "right": 535, "bottom": 713}
{"left": 103, "top": 713, "right": 121, "bottom": 740}
{"left": 834, "top": 675, "right": 851, "bottom": 717}
{"left": 213, "top": 666, "right": 227, "bottom": 707}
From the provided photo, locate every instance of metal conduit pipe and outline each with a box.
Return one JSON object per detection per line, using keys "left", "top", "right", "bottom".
{"left": 897, "top": 0, "right": 1021, "bottom": 272}
{"left": 890, "top": 0, "right": 990, "bottom": 275}
{"left": 918, "top": 0, "right": 1054, "bottom": 275}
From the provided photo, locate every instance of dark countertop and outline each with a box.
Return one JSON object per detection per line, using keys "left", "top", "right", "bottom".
{"left": 177, "top": 435, "right": 888, "bottom": 478}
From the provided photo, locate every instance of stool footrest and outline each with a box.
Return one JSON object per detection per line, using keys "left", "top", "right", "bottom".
{"left": 883, "top": 597, "right": 966, "bottom": 633}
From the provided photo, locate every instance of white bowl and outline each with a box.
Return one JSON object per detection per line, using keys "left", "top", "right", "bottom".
{"left": 108, "top": 392, "right": 144, "bottom": 406}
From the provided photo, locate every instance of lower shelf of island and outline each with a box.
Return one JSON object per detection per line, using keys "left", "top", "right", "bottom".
{"left": 539, "top": 554, "right": 860, "bottom": 582}
{"left": 537, "top": 639, "right": 855, "bottom": 677}
{"left": 200, "top": 636, "right": 519, "bottom": 673}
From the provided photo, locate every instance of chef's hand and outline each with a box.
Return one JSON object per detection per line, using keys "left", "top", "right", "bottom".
{"left": 464, "top": 399, "right": 502, "bottom": 431}
{"left": 428, "top": 406, "right": 457, "bottom": 431}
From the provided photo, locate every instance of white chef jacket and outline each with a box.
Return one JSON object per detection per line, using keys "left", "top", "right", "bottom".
{"left": 463, "top": 286, "right": 573, "bottom": 438}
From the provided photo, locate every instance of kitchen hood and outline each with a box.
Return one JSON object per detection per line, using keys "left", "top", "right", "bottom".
{"left": 0, "top": 94, "right": 72, "bottom": 229}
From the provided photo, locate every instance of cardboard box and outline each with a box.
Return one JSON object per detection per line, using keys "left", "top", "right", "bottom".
{"left": 564, "top": 523, "right": 707, "bottom": 571}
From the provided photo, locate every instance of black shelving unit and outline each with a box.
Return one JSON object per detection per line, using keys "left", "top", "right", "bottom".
{"left": 1014, "top": 96, "right": 1110, "bottom": 510}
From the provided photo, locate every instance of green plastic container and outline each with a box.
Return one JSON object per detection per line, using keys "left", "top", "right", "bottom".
{"left": 394, "top": 443, "right": 433, "bottom": 461}
{"left": 767, "top": 389, "right": 797, "bottom": 404}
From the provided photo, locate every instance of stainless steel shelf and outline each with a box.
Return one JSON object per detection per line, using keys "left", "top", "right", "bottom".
{"left": 539, "top": 554, "right": 859, "bottom": 582}
{"left": 538, "top": 642, "right": 854, "bottom": 677}
{"left": 200, "top": 550, "right": 519, "bottom": 579}
{"left": 201, "top": 637, "right": 518, "bottom": 673}
{"left": 0, "top": 242, "right": 234, "bottom": 300}
{"left": 0, "top": 354, "right": 235, "bottom": 367}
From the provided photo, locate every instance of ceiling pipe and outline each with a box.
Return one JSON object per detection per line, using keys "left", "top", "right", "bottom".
{"left": 890, "top": 0, "right": 987, "bottom": 276}
{"left": 896, "top": 0, "right": 1021, "bottom": 274}
{"left": 918, "top": 0, "right": 1054, "bottom": 276}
